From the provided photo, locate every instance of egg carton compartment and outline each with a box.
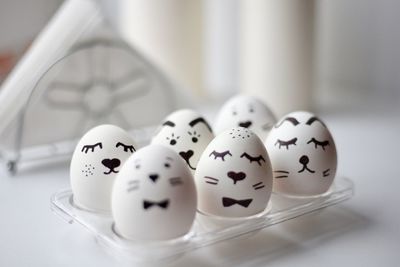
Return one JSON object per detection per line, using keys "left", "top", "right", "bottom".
{"left": 50, "top": 176, "right": 354, "bottom": 262}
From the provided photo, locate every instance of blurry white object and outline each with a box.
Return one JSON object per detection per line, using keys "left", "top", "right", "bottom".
{"left": 0, "top": 0, "right": 192, "bottom": 174}
{"left": 70, "top": 125, "right": 137, "bottom": 213}
{"left": 265, "top": 111, "right": 337, "bottom": 197}
{"left": 214, "top": 94, "right": 276, "bottom": 140}
{"left": 240, "top": 0, "right": 315, "bottom": 117}
{"left": 115, "top": 0, "right": 205, "bottom": 95}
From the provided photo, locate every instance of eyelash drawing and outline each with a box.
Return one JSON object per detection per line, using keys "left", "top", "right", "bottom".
{"left": 204, "top": 176, "right": 219, "bottom": 185}
{"left": 240, "top": 152, "right": 265, "bottom": 166}
{"left": 127, "top": 180, "right": 140, "bottom": 192}
{"left": 252, "top": 182, "right": 265, "bottom": 190}
{"left": 274, "top": 170, "right": 289, "bottom": 178}
{"left": 323, "top": 169, "right": 330, "bottom": 177}
{"left": 81, "top": 142, "right": 102, "bottom": 153}
{"left": 275, "top": 138, "right": 297, "bottom": 149}
{"left": 169, "top": 177, "right": 183, "bottom": 186}
{"left": 116, "top": 142, "right": 136, "bottom": 153}
{"left": 307, "top": 138, "right": 330, "bottom": 150}
{"left": 209, "top": 150, "right": 232, "bottom": 161}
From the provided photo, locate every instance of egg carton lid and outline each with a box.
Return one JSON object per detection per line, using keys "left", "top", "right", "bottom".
{"left": 0, "top": 0, "right": 194, "bottom": 175}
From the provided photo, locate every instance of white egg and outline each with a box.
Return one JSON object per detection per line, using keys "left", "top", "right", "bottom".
{"left": 112, "top": 145, "right": 197, "bottom": 241}
{"left": 214, "top": 95, "right": 276, "bottom": 140}
{"left": 195, "top": 127, "right": 273, "bottom": 218}
{"left": 70, "top": 124, "right": 137, "bottom": 212}
{"left": 151, "top": 109, "right": 214, "bottom": 174}
{"left": 265, "top": 111, "right": 337, "bottom": 196}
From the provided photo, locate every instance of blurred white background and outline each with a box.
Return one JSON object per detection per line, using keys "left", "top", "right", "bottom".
{"left": 1, "top": 0, "right": 400, "bottom": 115}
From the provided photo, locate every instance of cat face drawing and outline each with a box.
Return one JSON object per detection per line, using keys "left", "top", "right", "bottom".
{"left": 152, "top": 109, "right": 214, "bottom": 174}
{"left": 70, "top": 124, "right": 136, "bottom": 212}
{"left": 265, "top": 111, "right": 337, "bottom": 196}
{"left": 214, "top": 95, "right": 276, "bottom": 140}
{"left": 112, "top": 145, "right": 197, "bottom": 241}
{"left": 195, "top": 127, "right": 273, "bottom": 218}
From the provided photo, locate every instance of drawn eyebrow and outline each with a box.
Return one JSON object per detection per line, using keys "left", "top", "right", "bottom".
{"left": 306, "top": 117, "right": 326, "bottom": 127}
{"left": 189, "top": 117, "right": 213, "bottom": 132}
{"left": 275, "top": 117, "right": 300, "bottom": 128}
{"left": 162, "top": 121, "right": 175, "bottom": 127}
{"left": 166, "top": 157, "right": 174, "bottom": 161}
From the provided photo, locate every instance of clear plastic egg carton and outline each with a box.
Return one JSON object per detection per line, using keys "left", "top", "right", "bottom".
{"left": 51, "top": 176, "right": 354, "bottom": 262}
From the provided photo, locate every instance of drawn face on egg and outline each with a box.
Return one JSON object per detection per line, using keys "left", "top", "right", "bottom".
{"left": 195, "top": 128, "right": 273, "bottom": 218}
{"left": 112, "top": 145, "right": 197, "bottom": 241}
{"left": 151, "top": 109, "right": 214, "bottom": 173}
{"left": 214, "top": 95, "right": 276, "bottom": 140}
{"left": 70, "top": 124, "right": 136, "bottom": 212}
{"left": 265, "top": 111, "right": 337, "bottom": 196}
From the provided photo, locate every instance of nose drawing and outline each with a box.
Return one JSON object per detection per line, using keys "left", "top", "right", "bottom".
{"left": 179, "top": 150, "right": 196, "bottom": 170}
{"left": 227, "top": 171, "right": 246, "bottom": 184}
{"left": 239, "top": 121, "right": 252, "bottom": 128}
{"left": 298, "top": 155, "right": 315, "bottom": 173}
{"left": 102, "top": 158, "right": 121, "bottom": 174}
{"left": 149, "top": 173, "right": 160, "bottom": 183}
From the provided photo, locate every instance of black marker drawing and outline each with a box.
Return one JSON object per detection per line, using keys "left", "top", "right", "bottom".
{"left": 143, "top": 199, "right": 170, "bottom": 210}
{"left": 209, "top": 150, "right": 232, "bottom": 161}
{"left": 204, "top": 176, "right": 219, "bottom": 185}
{"left": 298, "top": 155, "right": 315, "bottom": 174}
{"left": 102, "top": 158, "right": 121, "bottom": 174}
{"left": 148, "top": 173, "right": 159, "bottom": 183}
{"left": 127, "top": 180, "right": 139, "bottom": 192}
{"left": 240, "top": 152, "right": 265, "bottom": 166}
{"left": 252, "top": 182, "right": 265, "bottom": 190}
{"left": 187, "top": 131, "right": 201, "bottom": 143}
{"left": 275, "top": 117, "right": 300, "bottom": 128}
{"left": 81, "top": 142, "right": 102, "bottom": 153}
{"left": 275, "top": 138, "right": 297, "bottom": 149}
{"left": 274, "top": 170, "right": 289, "bottom": 179}
{"left": 227, "top": 171, "right": 246, "bottom": 184}
{"left": 179, "top": 150, "right": 196, "bottom": 170}
{"left": 222, "top": 197, "right": 253, "bottom": 208}
{"left": 81, "top": 164, "right": 95, "bottom": 177}
{"left": 323, "top": 169, "right": 330, "bottom": 177}
{"left": 166, "top": 132, "right": 180, "bottom": 146}
{"left": 306, "top": 117, "right": 326, "bottom": 127}
{"left": 169, "top": 177, "right": 183, "bottom": 186}
{"left": 116, "top": 142, "right": 136, "bottom": 153}
{"left": 307, "top": 138, "right": 330, "bottom": 150}
{"left": 162, "top": 121, "right": 175, "bottom": 127}
{"left": 189, "top": 117, "right": 213, "bottom": 133}
{"left": 239, "top": 121, "right": 252, "bottom": 128}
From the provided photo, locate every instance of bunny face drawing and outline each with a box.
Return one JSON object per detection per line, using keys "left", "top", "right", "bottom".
{"left": 195, "top": 128, "right": 273, "bottom": 218}
{"left": 70, "top": 124, "right": 137, "bottom": 212}
{"left": 112, "top": 145, "right": 197, "bottom": 241}
{"left": 265, "top": 111, "right": 337, "bottom": 196}
{"left": 152, "top": 109, "right": 214, "bottom": 174}
{"left": 214, "top": 95, "right": 276, "bottom": 140}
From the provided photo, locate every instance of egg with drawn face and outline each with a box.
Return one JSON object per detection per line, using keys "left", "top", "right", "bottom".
{"left": 70, "top": 124, "right": 137, "bottom": 212}
{"left": 265, "top": 111, "right": 337, "bottom": 197}
{"left": 214, "top": 95, "right": 276, "bottom": 140}
{"left": 112, "top": 145, "right": 197, "bottom": 241}
{"left": 195, "top": 127, "right": 273, "bottom": 218}
{"left": 151, "top": 109, "right": 214, "bottom": 174}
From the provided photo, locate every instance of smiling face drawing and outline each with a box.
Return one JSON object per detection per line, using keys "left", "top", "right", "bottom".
{"left": 195, "top": 128, "right": 273, "bottom": 218}
{"left": 265, "top": 111, "right": 337, "bottom": 196}
{"left": 214, "top": 95, "right": 276, "bottom": 140}
{"left": 112, "top": 145, "right": 197, "bottom": 241}
{"left": 151, "top": 109, "right": 214, "bottom": 174}
{"left": 70, "top": 125, "right": 136, "bottom": 212}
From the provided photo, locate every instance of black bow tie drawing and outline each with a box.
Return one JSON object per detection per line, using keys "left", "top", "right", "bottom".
{"left": 222, "top": 197, "right": 253, "bottom": 208}
{"left": 143, "top": 199, "right": 170, "bottom": 210}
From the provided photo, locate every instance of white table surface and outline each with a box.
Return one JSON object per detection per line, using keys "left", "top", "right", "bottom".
{"left": 1, "top": 106, "right": 399, "bottom": 267}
